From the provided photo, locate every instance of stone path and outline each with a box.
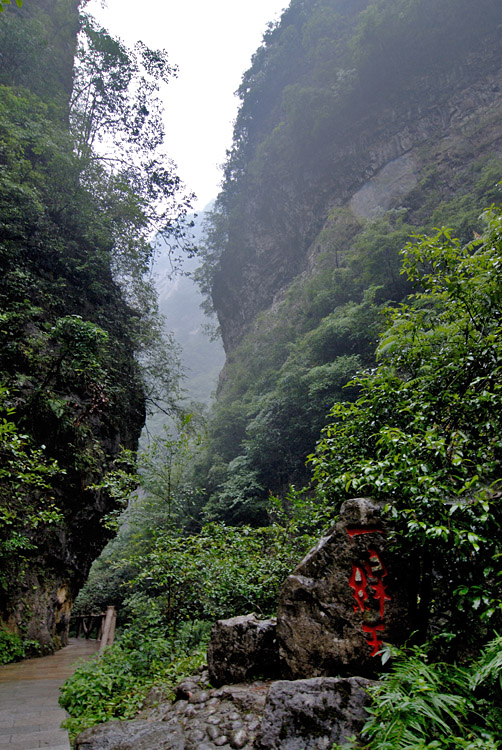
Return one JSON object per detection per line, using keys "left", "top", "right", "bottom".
{"left": 0, "top": 638, "right": 100, "bottom": 750}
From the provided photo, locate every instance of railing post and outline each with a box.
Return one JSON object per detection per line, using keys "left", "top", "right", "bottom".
{"left": 99, "top": 606, "right": 116, "bottom": 653}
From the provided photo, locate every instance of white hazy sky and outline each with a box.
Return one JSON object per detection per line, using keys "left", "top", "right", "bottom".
{"left": 85, "top": 0, "right": 287, "bottom": 210}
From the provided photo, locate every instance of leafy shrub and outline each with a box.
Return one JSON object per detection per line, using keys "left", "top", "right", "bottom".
{"left": 0, "top": 628, "right": 41, "bottom": 664}
{"left": 60, "top": 492, "right": 321, "bottom": 740}
{"left": 59, "top": 630, "right": 207, "bottom": 739}
{"left": 332, "top": 637, "right": 502, "bottom": 749}
{"left": 310, "top": 208, "right": 502, "bottom": 643}
{"left": 76, "top": 486, "right": 322, "bottom": 637}
{"left": 124, "top": 517, "right": 318, "bottom": 630}
{"left": 0, "top": 384, "right": 63, "bottom": 591}
{"left": 363, "top": 639, "right": 502, "bottom": 750}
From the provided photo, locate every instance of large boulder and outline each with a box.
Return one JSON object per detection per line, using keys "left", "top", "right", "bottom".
{"left": 256, "top": 676, "right": 372, "bottom": 750}
{"left": 276, "top": 497, "right": 415, "bottom": 678}
{"left": 207, "top": 614, "right": 280, "bottom": 686}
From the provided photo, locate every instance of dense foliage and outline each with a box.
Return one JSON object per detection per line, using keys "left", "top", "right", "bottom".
{"left": 0, "top": 385, "right": 62, "bottom": 592}
{"left": 66, "top": 422, "right": 320, "bottom": 737}
{"left": 60, "top": 624, "right": 208, "bottom": 739}
{"left": 65, "top": 423, "right": 322, "bottom": 735}
{"left": 310, "top": 207, "right": 502, "bottom": 648}
{"left": 194, "top": 161, "right": 502, "bottom": 524}
{"left": 0, "top": 626, "right": 40, "bottom": 665}
{"left": 74, "top": 436, "right": 320, "bottom": 626}
{"left": 334, "top": 637, "right": 502, "bottom": 749}
{"left": 64, "top": 477, "right": 319, "bottom": 736}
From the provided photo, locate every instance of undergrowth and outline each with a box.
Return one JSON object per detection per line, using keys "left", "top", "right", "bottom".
{"left": 333, "top": 635, "right": 502, "bottom": 750}
{"left": 59, "top": 620, "right": 210, "bottom": 741}
{"left": 0, "top": 628, "right": 41, "bottom": 664}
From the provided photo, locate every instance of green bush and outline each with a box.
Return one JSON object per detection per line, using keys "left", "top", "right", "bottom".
{"left": 124, "top": 517, "right": 318, "bottom": 629}
{"left": 59, "top": 628, "right": 208, "bottom": 739}
{"left": 0, "top": 628, "right": 41, "bottom": 664}
{"left": 332, "top": 637, "right": 502, "bottom": 749}
{"left": 337, "top": 637, "right": 502, "bottom": 750}
{"left": 310, "top": 207, "right": 502, "bottom": 643}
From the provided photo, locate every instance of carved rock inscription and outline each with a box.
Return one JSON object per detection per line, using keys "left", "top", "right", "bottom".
{"left": 276, "top": 498, "right": 415, "bottom": 678}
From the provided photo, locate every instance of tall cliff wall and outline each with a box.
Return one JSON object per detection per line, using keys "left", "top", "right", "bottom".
{"left": 0, "top": 1, "right": 146, "bottom": 649}
{"left": 197, "top": 0, "right": 502, "bottom": 519}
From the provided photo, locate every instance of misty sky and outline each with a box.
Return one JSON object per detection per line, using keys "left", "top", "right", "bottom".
{"left": 86, "top": 0, "right": 287, "bottom": 210}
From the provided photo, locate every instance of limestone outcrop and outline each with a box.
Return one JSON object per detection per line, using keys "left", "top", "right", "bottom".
{"left": 276, "top": 497, "right": 415, "bottom": 678}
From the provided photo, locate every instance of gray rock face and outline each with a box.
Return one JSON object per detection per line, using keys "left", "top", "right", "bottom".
{"left": 349, "top": 154, "right": 418, "bottom": 220}
{"left": 207, "top": 614, "right": 280, "bottom": 686}
{"left": 76, "top": 719, "right": 185, "bottom": 750}
{"left": 256, "top": 677, "right": 373, "bottom": 750}
{"left": 214, "top": 35, "right": 502, "bottom": 354}
{"left": 277, "top": 497, "right": 415, "bottom": 678}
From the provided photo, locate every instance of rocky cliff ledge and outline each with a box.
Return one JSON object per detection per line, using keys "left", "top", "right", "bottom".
{"left": 0, "top": 0, "right": 146, "bottom": 650}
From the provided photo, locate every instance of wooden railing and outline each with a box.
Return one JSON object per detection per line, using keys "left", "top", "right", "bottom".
{"left": 71, "top": 605, "right": 117, "bottom": 652}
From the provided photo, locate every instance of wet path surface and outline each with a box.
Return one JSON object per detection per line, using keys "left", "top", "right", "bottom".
{"left": 0, "top": 638, "right": 100, "bottom": 750}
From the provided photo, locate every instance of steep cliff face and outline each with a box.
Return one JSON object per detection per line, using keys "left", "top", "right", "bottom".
{"left": 0, "top": 1, "right": 146, "bottom": 649}
{"left": 196, "top": 0, "right": 502, "bottom": 521}
{"left": 209, "top": 0, "right": 502, "bottom": 352}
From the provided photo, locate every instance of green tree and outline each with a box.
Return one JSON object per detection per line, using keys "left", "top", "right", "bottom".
{"left": 136, "top": 414, "right": 207, "bottom": 530}
{"left": 310, "top": 204, "right": 502, "bottom": 646}
{"left": 71, "top": 16, "right": 193, "bottom": 268}
{"left": 70, "top": 16, "right": 194, "bottom": 417}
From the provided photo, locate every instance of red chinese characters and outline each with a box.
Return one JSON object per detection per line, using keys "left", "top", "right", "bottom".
{"left": 366, "top": 549, "right": 391, "bottom": 619}
{"left": 346, "top": 528, "right": 383, "bottom": 539}
{"left": 348, "top": 565, "right": 369, "bottom": 612}
{"left": 347, "top": 529, "right": 391, "bottom": 657}
{"left": 362, "top": 623, "right": 386, "bottom": 657}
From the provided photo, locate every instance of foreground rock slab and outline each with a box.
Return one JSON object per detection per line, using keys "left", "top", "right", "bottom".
{"left": 277, "top": 497, "right": 415, "bottom": 678}
{"left": 256, "top": 676, "right": 373, "bottom": 750}
{"left": 76, "top": 719, "right": 185, "bottom": 750}
{"left": 75, "top": 671, "right": 370, "bottom": 750}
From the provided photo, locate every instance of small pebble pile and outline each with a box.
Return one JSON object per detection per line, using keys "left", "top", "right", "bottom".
{"left": 146, "top": 671, "right": 267, "bottom": 750}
